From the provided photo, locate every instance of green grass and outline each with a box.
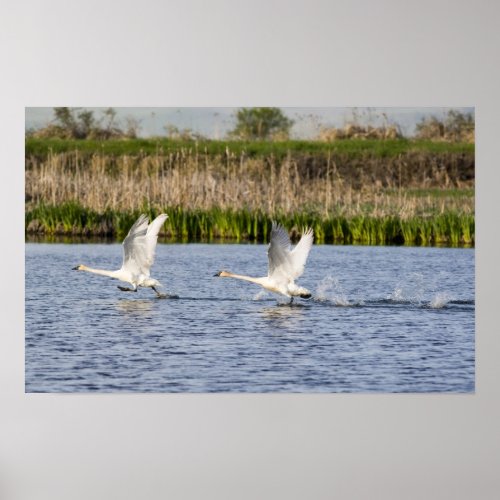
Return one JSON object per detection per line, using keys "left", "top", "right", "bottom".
{"left": 386, "top": 187, "right": 475, "bottom": 198}
{"left": 25, "top": 137, "right": 474, "bottom": 159}
{"left": 25, "top": 202, "right": 475, "bottom": 246}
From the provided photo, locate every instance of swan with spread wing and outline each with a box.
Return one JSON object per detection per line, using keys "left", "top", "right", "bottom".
{"left": 72, "top": 213, "right": 168, "bottom": 297}
{"left": 215, "top": 222, "right": 314, "bottom": 301}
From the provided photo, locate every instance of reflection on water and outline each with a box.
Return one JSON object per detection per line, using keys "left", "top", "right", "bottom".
{"left": 25, "top": 243, "right": 475, "bottom": 393}
{"left": 115, "top": 299, "right": 154, "bottom": 315}
{"left": 25, "top": 234, "right": 116, "bottom": 244}
{"left": 259, "top": 304, "right": 306, "bottom": 329}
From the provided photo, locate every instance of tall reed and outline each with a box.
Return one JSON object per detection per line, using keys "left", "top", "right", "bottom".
{"left": 25, "top": 149, "right": 474, "bottom": 216}
{"left": 25, "top": 146, "right": 475, "bottom": 246}
{"left": 25, "top": 202, "right": 475, "bottom": 246}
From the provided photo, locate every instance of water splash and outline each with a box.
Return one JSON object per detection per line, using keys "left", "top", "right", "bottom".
{"left": 389, "top": 273, "right": 455, "bottom": 309}
{"left": 389, "top": 273, "right": 425, "bottom": 304}
{"left": 315, "top": 276, "right": 350, "bottom": 306}
{"left": 429, "top": 292, "right": 453, "bottom": 309}
{"left": 253, "top": 290, "right": 270, "bottom": 301}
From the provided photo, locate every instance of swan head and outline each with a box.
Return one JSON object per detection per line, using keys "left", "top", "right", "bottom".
{"left": 72, "top": 264, "right": 84, "bottom": 271}
{"left": 214, "top": 270, "right": 231, "bottom": 277}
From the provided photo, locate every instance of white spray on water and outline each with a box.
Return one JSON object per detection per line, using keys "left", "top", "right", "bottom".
{"left": 389, "top": 272, "right": 453, "bottom": 308}
{"left": 389, "top": 272, "right": 425, "bottom": 303}
{"left": 252, "top": 290, "right": 269, "bottom": 301}
{"left": 429, "top": 291, "right": 453, "bottom": 309}
{"left": 315, "top": 276, "right": 350, "bottom": 306}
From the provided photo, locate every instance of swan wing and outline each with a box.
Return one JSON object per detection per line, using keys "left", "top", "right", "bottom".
{"left": 267, "top": 222, "right": 293, "bottom": 284}
{"left": 121, "top": 213, "right": 168, "bottom": 276}
{"left": 143, "top": 214, "right": 168, "bottom": 273}
{"left": 289, "top": 227, "right": 314, "bottom": 279}
{"left": 121, "top": 214, "right": 149, "bottom": 275}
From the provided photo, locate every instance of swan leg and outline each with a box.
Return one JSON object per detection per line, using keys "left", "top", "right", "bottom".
{"left": 152, "top": 286, "right": 166, "bottom": 298}
{"left": 290, "top": 296, "right": 294, "bottom": 304}
{"left": 118, "top": 286, "right": 136, "bottom": 292}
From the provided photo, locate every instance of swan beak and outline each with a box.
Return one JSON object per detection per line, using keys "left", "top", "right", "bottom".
{"left": 72, "top": 266, "right": 79, "bottom": 270}
{"left": 214, "top": 271, "right": 221, "bottom": 277}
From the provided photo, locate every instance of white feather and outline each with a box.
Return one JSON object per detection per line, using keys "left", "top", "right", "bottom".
{"left": 268, "top": 222, "right": 313, "bottom": 283}
{"left": 73, "top": 213, "right": 168, "bottom": 296}
{"left": 122, "top": 214, "right": 168, "bottom": 277}
{"left": 215, "top": 222, "right": 314, "bottom": 299}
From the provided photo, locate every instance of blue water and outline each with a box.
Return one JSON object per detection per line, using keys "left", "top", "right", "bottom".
{"left": 25, "top": 243, "right": 475, "bottom": 392}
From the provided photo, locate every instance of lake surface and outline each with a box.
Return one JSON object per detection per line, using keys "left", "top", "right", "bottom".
{"left": 25, "top": 243, "right": 475, "bottom": 393}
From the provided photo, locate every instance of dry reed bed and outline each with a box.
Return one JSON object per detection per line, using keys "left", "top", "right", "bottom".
{"left": 25, "top": 150, "right": 474, "bottom": 245}
{"left": 25, "top": 150, "right": 474, "bottom": 217}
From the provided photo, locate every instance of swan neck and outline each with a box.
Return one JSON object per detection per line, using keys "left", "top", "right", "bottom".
{"left": 222, "top": 272, "right": 264, "bottom": 285}
{"left": 80, "top": 265, "right": 119, "bottom": 279}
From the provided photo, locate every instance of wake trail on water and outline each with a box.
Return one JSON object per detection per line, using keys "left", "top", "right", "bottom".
{"left": 127, "top": 272, "right": 472, "bottom": 310}
{"left": 156, "top": 293, "right": 180, "bottom": 299}
{"left": 309, "top": 273, "right": 471, "bottom": 310}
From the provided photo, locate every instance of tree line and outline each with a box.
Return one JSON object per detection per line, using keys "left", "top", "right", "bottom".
{"left": 27, "top": 107, "right": 474, "bottom": 142}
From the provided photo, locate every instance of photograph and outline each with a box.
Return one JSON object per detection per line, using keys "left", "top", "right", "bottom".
{"left": 6, "top": 1, "right": 500, "bottom": 498}
{"left": 25, "top": 106, "right": 475, "bottom": 393}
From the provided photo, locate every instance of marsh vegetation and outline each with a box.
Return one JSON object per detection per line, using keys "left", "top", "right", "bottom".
{"left": 25, "top": 138, "right": 474, "bottom": 245}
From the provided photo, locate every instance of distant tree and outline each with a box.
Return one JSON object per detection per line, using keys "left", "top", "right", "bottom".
{"left": 230, "top": 107, "right": 293, "bottom": 140}
{"left": 77, "top": 110, "right": 95, "bottom": 137}
{"left": 47, "top": 107, "right": 130, "bottom": 139}
{"left": 415, "top": 109, "right": 474, "bottom": 142}
{"left": 444, "top": 110, "right": 474, "bottom": 142}
{"left": 53, "top": 107, "right": 79, "bottom": 137}
{"left": 53, "top": 107, "right": 76, "bottom": 128}
{"left": 53, "top": 107, "right": 94, "bottom": 139}
{"left": 103, "top": 107, "right": 117, "bottom": 132}
{"left": 124, "top": 116, "right": 141, "bottom": 138}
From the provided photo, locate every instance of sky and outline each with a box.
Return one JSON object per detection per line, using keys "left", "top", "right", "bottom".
{"left": 25, "top": 107, "right": 474, "bottom": 139}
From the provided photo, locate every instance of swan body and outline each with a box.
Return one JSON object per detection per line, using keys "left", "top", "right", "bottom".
{"left": 73, "top": 213, "right": 168, "bottom": 296}
{"left": 215, "top": 222, "right": 314, "bottom": 300}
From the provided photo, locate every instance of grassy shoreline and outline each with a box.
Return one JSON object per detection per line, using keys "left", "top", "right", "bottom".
{"left": 26, "top": 137, "right": 474, "bottom": 159}
{"left": 25, "top": 203, "right": 474, "bottom": 246}
{"left": 25, "top": 138, "right": 475, "bottom": 247}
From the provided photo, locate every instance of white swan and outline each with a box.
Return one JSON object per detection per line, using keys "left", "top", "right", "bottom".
{"left": 73, "top": 213, "right": 168, "bottom": 297}
{"left": 215, "top": 222, "right": 314, "bottom": 301}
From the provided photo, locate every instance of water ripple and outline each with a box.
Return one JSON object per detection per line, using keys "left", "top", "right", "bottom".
{"left": 25, "top": 243, "right": 475, "bottom": 393}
